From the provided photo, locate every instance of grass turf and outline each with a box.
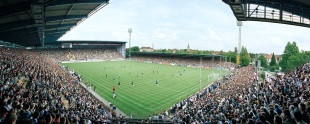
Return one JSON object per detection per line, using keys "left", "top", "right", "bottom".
{"left": 61, "top": 61, "right": 228, "bottom": 118}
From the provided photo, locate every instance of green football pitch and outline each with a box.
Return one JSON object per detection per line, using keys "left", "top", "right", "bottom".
{"left": 61, "top": 61, "right": 228, "bottom": 118}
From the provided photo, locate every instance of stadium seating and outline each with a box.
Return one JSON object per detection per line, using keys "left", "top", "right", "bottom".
{"left": 32, "top": 48, "right": 123, "bottom": 61}
{"left": 1, "top": 47, "right": 309, "bottom": 124}
{"left": 131, "top": 55, "right": 236, "bottom": 69}
{"left": 0, "top": 47, "right": 117, "bottom": 124}
{"left": 167, "top": 64, "right": 310, "bottom": 123}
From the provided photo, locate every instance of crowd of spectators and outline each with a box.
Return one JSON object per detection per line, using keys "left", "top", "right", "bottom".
{"left": 1, "top": 47, "right": 309, "bottom": 124}
{"left": 32, "top": 48, "right": 123, "bottom": 61}
{"left": 131, "top": 55, "right": 236, "bottom": 69}
{"left": 168, "top": 64, "right": 310, "bottom": 124}
{"left": 0, "top": 47, "right": 120, "bottom": 124}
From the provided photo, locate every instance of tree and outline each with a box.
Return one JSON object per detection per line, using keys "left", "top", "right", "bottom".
{"left": 130, "top": 46, "right": 140, "bottom": 52}
{"left": 270, "top": 53, "right": 277, "bottom": 66}
{"left": 258, "top": 55, "right": 268, "bottom": 68}
{"left": 126, "top": 46, "right": 140, "bottom": 58}
{"left": 268, "top": 53, "right": 279, "bottom": 72}
{"left": 240, "top": 46, "right": 250, "bottom": 66}
{"left": 224, "top": 51, "right": 237, "bottom": 63}
{"left": 162, "top": 49, "right": 167, "bottom": 52}
{"left": 286, "top": 53, "right": 304, "bottom": 70}
{"left": 260, "top": 72, "right": 266, "bottom": 83}
{"left": 250, "top": 53, "right": 256, "bottom": 62}
{"left": 301, "top": 51, "right": 310, "bottom": 63}
{"left": 219, "top": 50, "right": 224, "bottom": 55}
{"left": 125, "top": 48, "right": 130, "bottom": 58}
{"left": 279, "top": 41, "right": 300, "bottom": 71}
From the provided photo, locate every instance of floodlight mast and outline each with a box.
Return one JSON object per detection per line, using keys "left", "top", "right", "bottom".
{"left": 237, "top": 21, "right": 242, "bottom": 54}
{"left": 128, "top": 28, "right": 132, "bottom": 57}
{"left": 236, "top": 21, "right": 242, "bottom": 65}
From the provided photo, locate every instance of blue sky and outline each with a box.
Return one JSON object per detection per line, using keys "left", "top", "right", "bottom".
{"left": 60, "top": 0, "right": 310, "bottom": 55}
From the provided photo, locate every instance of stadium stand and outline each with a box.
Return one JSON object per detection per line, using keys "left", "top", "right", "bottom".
{"left": 167, "top": 64, "right": 310, "bottom": 123}
{"left": 1, "top": 0, "right": 309, "bottom": 123}
{"left": 0, "top": 47, "right": 119, "bottom": 123}
{"left": 32, "top": 48, "right": 123, "bottom": 61}
{"left": 1, "top": 46, "right": 309, "bottom": 123}
{"left": 131, "top": 53, "right": 236, "bottom": 69}
{"left": 1, "top": 1, "right": 310, "bottom": 122}
{"left": 0, "top": 47, "right": 176, "bottom": 123}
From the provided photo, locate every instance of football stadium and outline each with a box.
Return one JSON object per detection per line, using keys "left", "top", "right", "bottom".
{"left": 1, "top": 0, "right": 310, "bottom": 124}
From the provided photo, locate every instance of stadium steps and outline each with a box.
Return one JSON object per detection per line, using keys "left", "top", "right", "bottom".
{"left": 20, "top": 77, "right": 27, "bottom": 88}
{"left": 79, "top": 81, "right": 129, "bottom": 118}
{"left": 60, "top": 94, "right": 69, "bottom": 109}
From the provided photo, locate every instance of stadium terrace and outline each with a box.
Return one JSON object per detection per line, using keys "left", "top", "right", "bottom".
{"left": 1, "top": 0, "right": 310, "bottom": 124}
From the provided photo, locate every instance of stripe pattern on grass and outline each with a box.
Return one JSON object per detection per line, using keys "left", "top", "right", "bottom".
{"left": 61, "top": 61, "right": 228, "bottom": 118}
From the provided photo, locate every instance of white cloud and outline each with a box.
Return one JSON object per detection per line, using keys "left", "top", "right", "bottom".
{"left": 60, "top": 0, "right": 310, "bottom": 55}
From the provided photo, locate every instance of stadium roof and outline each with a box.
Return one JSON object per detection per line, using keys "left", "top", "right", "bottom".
{"left": 223, "top": 0, "right": 310, "bottom": 28}
{"left": 0, "top": 0, "right": 109, "bottom": 47}
{"left": 131, "top": 52, "right": 224, "bottom": 59}
{"left": 59, "top": 40, "right": 126, "bottom": 44}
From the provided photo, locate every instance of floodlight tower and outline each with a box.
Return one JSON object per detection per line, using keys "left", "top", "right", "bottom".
{"left": 236, "top": 21, "right": 243, "bottom": 65}
{"left": 128, "top": 28, "right": 132, "bottom": 57}
{"left": 152, "top": 43, "right": 154, "bottom": 49}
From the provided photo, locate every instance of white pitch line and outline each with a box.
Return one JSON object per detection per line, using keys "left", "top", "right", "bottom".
{"left": 79, "top": 73, "right": 148, "bottom": 110}
{"left": 75, "top": 64, "right": 228, "bottom": 113}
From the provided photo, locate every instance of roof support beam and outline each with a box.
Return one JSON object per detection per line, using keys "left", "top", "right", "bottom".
{"left": 0, "top": 0, "right": 108, "bottom": 18}
{"left": 46, "top": 15, "right": 87, "bottom": 22}
{"left": 249, "top": 4, "right": 260, "bottom": 17}
{"left": 0, "top": 1, "right": 32, "bottom": 18}
{"left": 46, "top": 31, "right": 67, "bottom": 35}
{"left": 0, "top": 0, "right": 110, "bottom": 47}
{"left": 47, "top": 0, "right": 109, "bottom": 7}
{"left": 56, "top": 4, "right": 75, "bottom": 32}
{"left": 0, "top": 28, "right": 40, "bottom": 46}
{"left": 46, "top": 24, "right": 76, "bottom": 29}
{"left": 224, "top": 0, "right": 310, "bottom": 28}
{"left": 48, "top": 4, "right": 77, "bottom": 39}
{"left": 31, "top": 3, "right": 46, "bottom": 47}
{"left": 279, "top": 0, "right": 283, "bottom": 21}
{"left": 0, "top": 28, "right": 37, "bottom": 34}
{"left": 0, "top": 20, "right": 35, "bottom": 32}
{"left": 45, "top": 29, "right": 69, "bottom": 33}
{"left": 0, "top": 15, "right": 86, "bottom": 31}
